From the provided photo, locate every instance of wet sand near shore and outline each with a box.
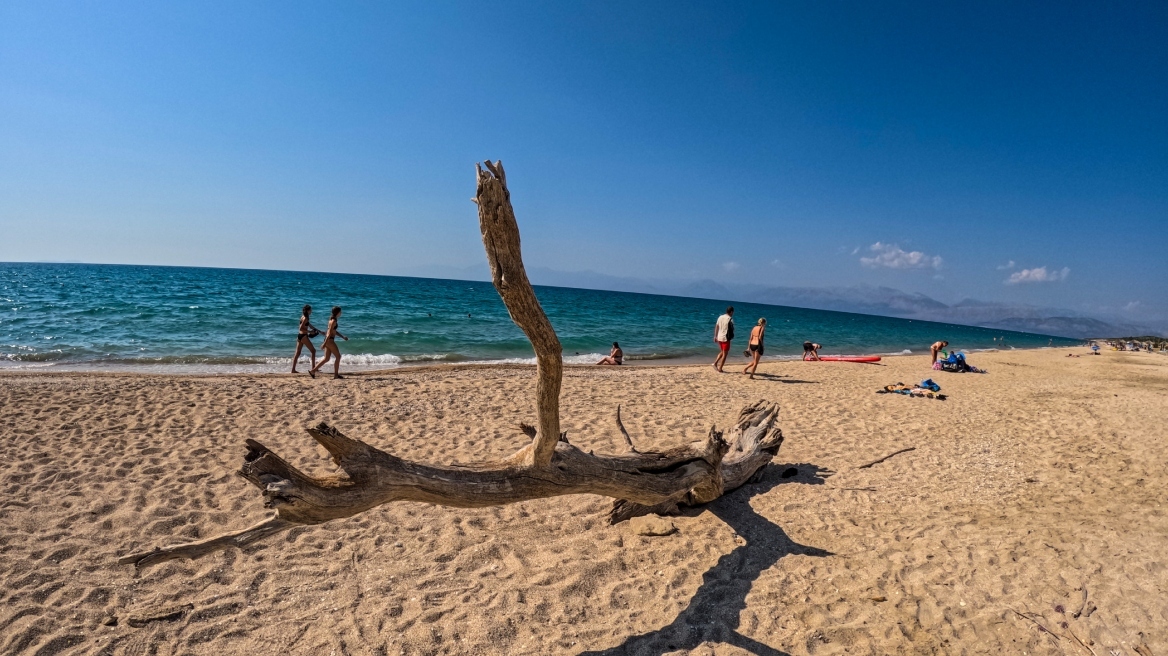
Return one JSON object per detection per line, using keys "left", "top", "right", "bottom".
{"left": 2, "top": 347, "right": 1165, "bottom": 655}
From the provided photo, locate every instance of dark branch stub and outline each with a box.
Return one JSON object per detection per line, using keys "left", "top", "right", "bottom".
{"left": 116, "top": 162, "right": 785, "bottom": 569}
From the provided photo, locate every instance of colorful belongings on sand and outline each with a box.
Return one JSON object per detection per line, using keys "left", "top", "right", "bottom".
{"left": 877, "top": 381, "right": 947, "bottom": 400}
{"left": 938, "top": 352, "right": 986, "bottom": 373}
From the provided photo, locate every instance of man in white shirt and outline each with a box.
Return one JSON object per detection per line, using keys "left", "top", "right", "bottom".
{"left": 713, "top": 306, "right": 734, "bottom": 372}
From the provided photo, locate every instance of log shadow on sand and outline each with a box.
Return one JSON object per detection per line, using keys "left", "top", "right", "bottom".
{"left": 580, "top": 463, "right": 832, "bottom": 656}
{"left": 743, "top": 373, "right": 820, "bottom": 384}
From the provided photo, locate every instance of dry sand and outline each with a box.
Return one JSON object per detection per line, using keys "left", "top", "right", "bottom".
{"left": 1, "top": 347, "right": 1165, "bottom": 655}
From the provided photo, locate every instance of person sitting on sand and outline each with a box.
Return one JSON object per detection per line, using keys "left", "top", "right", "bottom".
{"left": 292, "top": 304, "right": 321, "bottom": 374}
{"left": 597, "top": 342, "right": 623, "bottom": 365}
{"left": 713, "top": 306, "right": 735, "bottom": 372}
{"left": 931, "top": 340, "right": 949, "bottom": 364}
{"left": 802, "top": 341, "right": 821, "bottom": 361}
{"left": 309, "top": 306, "right": 348, "bottom": 379}
{"left": 743, "top": 318, "right": 766, "bottom": 378}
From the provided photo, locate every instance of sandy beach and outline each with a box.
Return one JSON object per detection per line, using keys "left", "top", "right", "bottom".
{"left": 2, "top": 347, "right": 1165, "bottom": 655}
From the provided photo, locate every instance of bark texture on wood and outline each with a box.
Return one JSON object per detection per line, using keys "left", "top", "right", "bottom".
{"left": 118, "top": 161, "right": 785, "bottom": 569}
{"left": 476, "top": 161, "right": 562, "bottom": 467}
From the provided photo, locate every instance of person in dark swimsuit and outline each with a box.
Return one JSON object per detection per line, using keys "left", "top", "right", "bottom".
{"left": 292, "top": 304, "right": 320, "bottom": 374}
{"left": 803, "top": 341, "right": 822, "bottom": 361}
{"left": 743, "top": 318, "right": 766, "bottom": 378}
{"left": 597, "top": 342, "right": 623, "bottom": 365}
{"left": 309, "top": 306, "right": 348, "bottom": 379}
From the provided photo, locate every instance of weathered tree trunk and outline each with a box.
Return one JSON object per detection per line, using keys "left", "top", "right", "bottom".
{"left": 476, "top": 161, "right": 563, "bottom": 467}
{"left": 118, "top": 161, "right": 784, "bottom": 569}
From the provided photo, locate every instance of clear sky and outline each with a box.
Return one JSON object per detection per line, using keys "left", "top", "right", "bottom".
{"left": 2, "top": 2, "right": 1165, "bottom": 322}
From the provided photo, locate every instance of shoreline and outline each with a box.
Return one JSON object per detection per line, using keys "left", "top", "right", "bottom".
{"left": 0, "top": 344, "right": 1073, "bottom": 376}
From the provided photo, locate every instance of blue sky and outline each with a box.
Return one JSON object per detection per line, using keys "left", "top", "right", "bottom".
{"left": 2, "top": 2, "right": 1165, "bottom": 323}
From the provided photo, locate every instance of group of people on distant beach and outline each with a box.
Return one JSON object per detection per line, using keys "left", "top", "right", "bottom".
{"left": 709, "top": 306, "right": 822, "bottom": 379}
{"left": 292, "top": 304, "right": 348, "bottom": 379}
{"left": 291, "top": 301, "right": 991, "bottom": 379}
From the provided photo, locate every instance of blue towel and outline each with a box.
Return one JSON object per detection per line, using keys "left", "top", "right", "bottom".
{"left": 920, "top": 378, "right": 940, "bottom": 392}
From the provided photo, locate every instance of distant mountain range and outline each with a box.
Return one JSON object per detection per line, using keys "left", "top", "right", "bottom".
{"left": 400, "top": 264, "right": 1166, "bottom": 339}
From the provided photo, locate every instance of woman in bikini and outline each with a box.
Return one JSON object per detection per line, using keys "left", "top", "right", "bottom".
{"left": 930, "top": 340, "right": 949, "bottom": 364}
{"left": 597, "top": 342, "right": 623, "bottom": 365}
{"left": 803, "top": 341, "right": 822, "bottom": 361}
{"left": 309, "top": 306, "right": 348, "bottom": 379}
{"left": 292, "top": 304, "right": 319, "bottom": 374}
{"left": 743, "top": 318, "right": 766, "bottom": 378}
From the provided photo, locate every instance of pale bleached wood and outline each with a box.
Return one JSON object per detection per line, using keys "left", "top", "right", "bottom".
{"left": 119, "top": 517, "right": 291, "bottom": 568}
{"left": 615, "top": 404, "right": 639, "bottom": 453}
{"left": 117, "top": 162, "right": 784, "bottom": 569}
{"left": 476, "top": 161, "right": 562, "bottom": 467}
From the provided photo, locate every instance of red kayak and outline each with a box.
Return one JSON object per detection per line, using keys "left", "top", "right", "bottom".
{"left": 816, "top": 356, "right": 882, "bottom": 363}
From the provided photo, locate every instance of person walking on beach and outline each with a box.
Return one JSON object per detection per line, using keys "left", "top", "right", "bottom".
{"left": 713, "top": 306, "right": 735, "bottom": 372}
{"left": 292, "top": 304, "right": 320, "bottom": 374}
{"left": 802, "top": 341, "right": 822, "bottom": 361}
{"left": 597, "top": 342, "right": 624, "bottom": 365}
{"left": 930, "top": 340, "right": 949, "bottom": 364}
{"left": 743, "top": 318, "right": 766, "bottom": 378}
{"left": 309, "top": 306, "right": 348, "bottom": 379}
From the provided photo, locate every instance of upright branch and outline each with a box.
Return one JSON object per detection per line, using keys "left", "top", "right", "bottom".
{"left": 117, "top": 161, "right": 785, "bottom": 570}
{"left": 475, "top": 161, "right": 562, "bottom": 466}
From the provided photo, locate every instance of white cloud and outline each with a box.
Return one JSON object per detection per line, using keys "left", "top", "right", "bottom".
{"left": 1005, "top": 266, "right": 1070, "bottom": 284}
{"left": 996, "top": 260, "right": 1016, "bottom": 270}
{"left": 722, "top": 261, "right": 740, "bottom": 272}
{"left": 1124, "top": 301, "right": 1141, "bottom": 312}
{"left": 770, "top": 259, "right": 784, "bottom": 269}
{"left": 859, "top": 242, "right": 943, "bottom": 270}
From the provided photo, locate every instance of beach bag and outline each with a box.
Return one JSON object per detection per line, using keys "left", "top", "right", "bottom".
{"left": 726, "top": 319, "right": 734, "bottom": 341}
{"left": 920, "top": 378, "right": 940, "bottom": 392}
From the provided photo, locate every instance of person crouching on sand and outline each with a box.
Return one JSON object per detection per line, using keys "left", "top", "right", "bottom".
{"left": 743, "top": 318, "right": 766, "bottom": 378}
{"left": 803, "top": 341, "right": 821, "bottom": 361}
{"left": 713, "top": 306, "right": 734, "bottom": 372}
{"left": 309, "top": 306, "right": 348, "bottom": 379}
{"left": 597, "top": 342, "right": 623, "bottom": 365}
{"left": 931, "top": 340, "right": 949, "bottom": 364}
{"left": 292, "top": 304, "right": 320, "bottom": 374}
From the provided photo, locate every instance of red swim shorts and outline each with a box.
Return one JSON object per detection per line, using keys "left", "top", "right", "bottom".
{"left": 717, "top": 340, "right": 730, "bottom": 353}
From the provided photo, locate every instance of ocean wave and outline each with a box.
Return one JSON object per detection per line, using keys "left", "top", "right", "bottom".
{"left": 1, "top": 349, "right": 68, "bottom": 362}
{"left": 276, "top": 353, "right": 403, "bottom": 366}
{"left": 100, "top": 355, "right": 274, "bottom": 365}
{"left": 466, "top": 353, "right": 609, "bottom": 366}
{"left": 402, "top": 353, "right": 467, "bottom": 362}
{"left": 624, "top": 352, "right": 695, "bottom": 361}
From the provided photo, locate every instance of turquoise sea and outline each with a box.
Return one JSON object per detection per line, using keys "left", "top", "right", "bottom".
{"left": 0, "top": 263, "right": 1076, "bottom": 372}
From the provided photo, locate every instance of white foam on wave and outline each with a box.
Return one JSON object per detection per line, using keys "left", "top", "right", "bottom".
{"left": 273, "top": 353, "right": 405, "bottom": 366}
{"left": 402, "top": 353, "right": 457, "bottom": 362}
{"left": 466, "top": 353, "right": 608, "bottom": 366}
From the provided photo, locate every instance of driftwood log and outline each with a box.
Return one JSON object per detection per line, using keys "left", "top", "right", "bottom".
{"left": 119, "top": 161, "right": 784, "bottom": 569}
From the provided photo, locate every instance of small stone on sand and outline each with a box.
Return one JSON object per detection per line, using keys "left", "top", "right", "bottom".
{"left": 629, "top": 515, "right": 677, "bottom": 536}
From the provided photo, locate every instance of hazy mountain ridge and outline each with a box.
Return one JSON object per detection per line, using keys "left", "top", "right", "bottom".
{"left": 398, "top": 265, "right": 1165, "bottom": 339}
